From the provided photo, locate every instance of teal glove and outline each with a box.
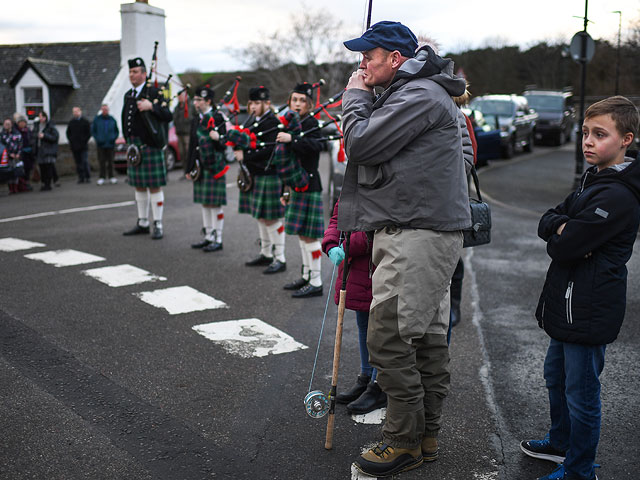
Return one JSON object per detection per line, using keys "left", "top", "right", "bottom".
{"left": 328, "top": 246, "right": 345, "bottom": 266}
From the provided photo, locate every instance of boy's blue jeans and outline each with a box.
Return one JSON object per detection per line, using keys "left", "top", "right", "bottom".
{"left": 544, "top": 338, "right": 606, "bottom": 480}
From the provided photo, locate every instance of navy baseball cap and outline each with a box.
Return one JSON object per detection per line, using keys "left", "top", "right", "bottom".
{"left": 344, "top": 21, "right": 418, "bottom": 58}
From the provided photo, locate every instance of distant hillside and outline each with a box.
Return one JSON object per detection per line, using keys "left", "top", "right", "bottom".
{"left": 179, "top": 38, "right": 640, "bottom": 103}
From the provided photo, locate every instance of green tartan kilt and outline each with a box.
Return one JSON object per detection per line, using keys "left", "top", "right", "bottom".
{"left": 127, "top": 137, "right": 167, "bottom": 188}
{"left": 284, "top": 190, "right": 324, "bottom": 238}
{"left": 238, "top": 188, "right": 252, "bottom": 214}
{"left": 251, "top": 175, "right": 284, "bottom": 220}
{"left": 193, "top": 168, "right": 227, "bottom": 205}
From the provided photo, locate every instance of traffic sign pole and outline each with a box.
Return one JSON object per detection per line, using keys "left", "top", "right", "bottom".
{"left": 573, "top": 0, "right": 592, "bottom": 189}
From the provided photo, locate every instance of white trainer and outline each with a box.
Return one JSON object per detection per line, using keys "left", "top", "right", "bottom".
{"left": 109, "top": 177, "right": 118, "bottom": 184}
{"left": 97, "top": 178, "right": 105, "bottom": 186}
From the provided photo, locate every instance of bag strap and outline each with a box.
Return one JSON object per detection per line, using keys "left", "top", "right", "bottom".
{"left": 469, "top": 164, "right": 483, "bottom": 203}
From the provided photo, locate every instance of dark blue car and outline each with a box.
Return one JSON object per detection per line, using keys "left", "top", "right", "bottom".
{"left": 463, "top": 108, "right": 502, "bottom": 167}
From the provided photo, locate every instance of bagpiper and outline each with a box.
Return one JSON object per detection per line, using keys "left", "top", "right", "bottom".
{"left": 234, "top": 86, "right": 287, "bottom": 274}
{"left": 278, "top": 82, "right": 325, "bottom": 298}
{"left": 121, "top": 57, "right": 172, "bottom": 240}
{"left": 187, "top": 85, "right": 228, "bottom": 252}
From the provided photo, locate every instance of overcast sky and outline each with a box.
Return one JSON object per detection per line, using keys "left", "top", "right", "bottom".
{"left": 2, "top": 0, "right": 638, "bottom": 72}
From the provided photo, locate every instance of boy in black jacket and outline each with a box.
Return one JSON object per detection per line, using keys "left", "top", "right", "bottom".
{"left": 521, "top": 96, "right": 640, "bottom": 480}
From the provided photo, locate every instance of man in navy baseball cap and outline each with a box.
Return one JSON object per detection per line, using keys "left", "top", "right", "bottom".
{"left": 344, "top": 21, "right": 418, "bottom": 59}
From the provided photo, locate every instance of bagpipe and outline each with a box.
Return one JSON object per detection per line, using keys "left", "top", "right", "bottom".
{"left": 226, "top": 86, "right": 344, "bottom": 151}
{"left": 223, "top": 80, "right": 344, "bottom": 192}
{"left": 139, "top": 42, "right": 169, "bottom": 150}
{"left": 268, "top": 89, "right": 345, "bottom": 191}
{"left": 188, "top": 77, "right": 241, "bottom": 181}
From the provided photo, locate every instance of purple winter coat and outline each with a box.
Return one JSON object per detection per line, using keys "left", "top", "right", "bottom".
{"left": 322, "top": 200, "right": 374, "bottom": 312}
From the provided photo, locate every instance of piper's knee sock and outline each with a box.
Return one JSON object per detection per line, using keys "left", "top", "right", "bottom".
{"left": 258, "top": 221, "right": 272, "bottom": 258}
{"left": 202, "top": 206, "right": 215, "bottom": 240}
{"left": 305, "top": 240, "right": 323, "bottom": 287}
{"left": 267, "top": 220, "right": 286, "bottom": 263}
{"left": 150, "top": 191, "right": 164, "bottom": 226}
{"left": 135, "top": 190, "right": 150, "bottom": 227}
{"left": 299, "top": 238, "right": 310, "bottom": 280}
{"left": 213, "top": 208, "right": 224, "bottom": 243}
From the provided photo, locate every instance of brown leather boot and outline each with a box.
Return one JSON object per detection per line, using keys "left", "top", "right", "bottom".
{"left": 421, "top": 436, "right": 439, "bottom": 462}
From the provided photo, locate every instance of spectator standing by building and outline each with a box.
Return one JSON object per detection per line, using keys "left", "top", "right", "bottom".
{"left": 33, "top": 111, "right": 59, "bottom": 191}
{"left": 91, "top": 104, "right": 119, "bottom": 185}
{"left": 173, "top": 91, "right": 193, "bottom": 177}
{"left": 16, "top": 116, "right": 34, "bottom": 191}
{"left": 1, "top": 117, "right": 23, "bottom": 194}
{"left": 66, "top": 107, "right": 92, "bottom": 183}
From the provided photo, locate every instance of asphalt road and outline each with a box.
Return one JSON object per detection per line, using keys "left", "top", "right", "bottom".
{"left": 0, "top": 145, "right": 638, "bottom": 480}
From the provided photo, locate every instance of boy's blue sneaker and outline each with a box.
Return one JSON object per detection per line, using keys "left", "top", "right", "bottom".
{"left": 536, "top": 463, "right": 599, "bottom": 480}
{"left": 521, "top": 434, "right": 566, "bottom": 463}
{"left": 537, "top": 464, "right": 565, "bottom": 480}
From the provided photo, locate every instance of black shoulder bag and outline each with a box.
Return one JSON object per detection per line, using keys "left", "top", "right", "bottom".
{"left": 463, "top": 166, "right": 492, "bottom": 248}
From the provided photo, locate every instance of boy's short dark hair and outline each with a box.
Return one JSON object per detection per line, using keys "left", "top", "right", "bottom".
{"left": 585, "top": 95, "right": 639, "bottom": 137}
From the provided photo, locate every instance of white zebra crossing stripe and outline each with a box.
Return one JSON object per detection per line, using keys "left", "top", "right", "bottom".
{"left": 83, "top": 264, "right": 167, "bottom": 287}
{"left": 192, "top": 318, "right": 308, "bottom": 358}
{"left": 0, "top": 237, "right": 46, "bottom": 252}
{"left": 24, "top": 249, "right": 105, "bottom": 267}
{"left": 135, "top": 286, "right": 227, "bottom": 314}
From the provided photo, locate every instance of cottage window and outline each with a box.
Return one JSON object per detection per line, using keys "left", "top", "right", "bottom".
{"left": 23, "top": 87, "right": 44, "bottom": 120}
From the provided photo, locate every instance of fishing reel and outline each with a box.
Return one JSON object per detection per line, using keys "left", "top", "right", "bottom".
{"left": 304, "top": 390, "right": 330, "bottom": 419}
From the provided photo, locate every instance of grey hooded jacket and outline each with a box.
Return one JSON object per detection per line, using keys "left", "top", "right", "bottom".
{"left": 337, "top": 46, "right": 472, "bottom": 232}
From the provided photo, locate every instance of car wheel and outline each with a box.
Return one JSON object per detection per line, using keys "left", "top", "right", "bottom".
{"left": 524, "top": 132, "right": 534, "bottom": 153}
{"left": 165, "top": 147, "right": 176, "bottom": 171}
{"left": 502, "top": 137, "right": 515, "bottom": 159}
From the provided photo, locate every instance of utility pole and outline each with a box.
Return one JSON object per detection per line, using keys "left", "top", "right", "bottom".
{"left": 613, "top": 10, "right": 622, "bottom": 95}
{"left": 573, "top": 0, "right": 591, "bottom": 189}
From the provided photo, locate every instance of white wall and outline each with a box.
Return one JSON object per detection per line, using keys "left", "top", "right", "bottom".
{"left": 106, "top": 1, "right": 180, "bottom": 136}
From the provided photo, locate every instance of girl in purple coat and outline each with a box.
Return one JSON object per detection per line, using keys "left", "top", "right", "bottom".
{"left": 322, "top": 200, "right": 387, "bottom": 414}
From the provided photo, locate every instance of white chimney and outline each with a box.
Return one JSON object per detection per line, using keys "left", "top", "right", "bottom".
{"left": 120, "top": 1, "right": 169, "bottom": 71}
{"left": 101, "top": 1, "right": 180, "bottom": 135}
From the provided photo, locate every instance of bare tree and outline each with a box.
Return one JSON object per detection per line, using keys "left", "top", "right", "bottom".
{"left": 231, "top": 4, "right": 355, "bottom": 97}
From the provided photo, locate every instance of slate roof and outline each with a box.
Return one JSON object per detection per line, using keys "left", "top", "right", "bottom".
{"left": 10, "top": 58, "right": 80, "bottom": 88}
{"left": 0, "top": 41, "right": 121, "bottom": 124}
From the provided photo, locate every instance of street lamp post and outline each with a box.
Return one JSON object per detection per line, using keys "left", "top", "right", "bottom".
{"left": 613, "top": 10, "right": 622, "bottom": 95}
{"left": 573, "top": 0, "right": 590, "bottom": 189}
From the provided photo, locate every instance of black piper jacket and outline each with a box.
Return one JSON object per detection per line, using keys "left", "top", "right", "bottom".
{"left": 535, "top": 158, "right": 640, "bottom": 345}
